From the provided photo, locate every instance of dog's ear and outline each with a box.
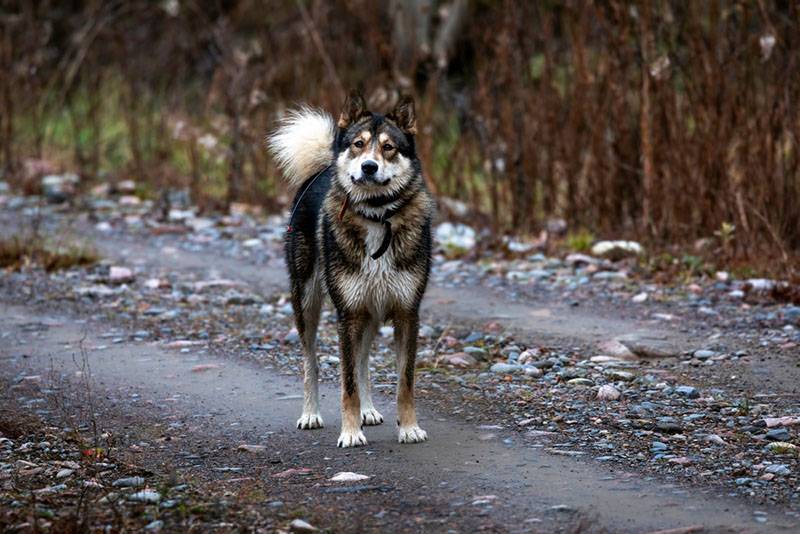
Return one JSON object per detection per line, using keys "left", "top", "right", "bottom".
{"left": 338, "top": 90, "right": 368, "bottom": 129}
{"left": 387, "top": 95, "right": 416, "bottom": 135}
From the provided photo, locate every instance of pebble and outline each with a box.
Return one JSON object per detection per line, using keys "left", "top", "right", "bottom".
{"left": 693, "top": 349, "right": 717, "bottom": 360}
{"left": 128, "top": 490, "right": 161, "bottom": 503}
{"left": 112, "top": 476, "right": 145, "bottom": 487}
{"left": 596, "top": 384, "right": 621, "bottom": 401}
{"left": 109, "top": 266, "right": 134, "bottom": 284}
{"left": 675, "top": 385, "right": 699, "bottom": 399}
{"left": 566, "top": 378, "right": 593, "bottom": 387}
{"left": 289, "top": 518, "right": 318, "bottom": 532}
{"left": 523, "top": 366, "right": 543, "bottom": 377}
{"left": 651, "top": 441, "right": 668, "bottom": 452}
{"left": 330, "top": 472, "right": 370, "bottom": 482}
{"left": 145, "top": 520, "right": 164, "bottom": 531}
{"left": 765, "top": 428, "right": 791, "bottom": 441}
{"left": 490, "top": 363, "right": 523, "bottom": 374}
{"left": 765, "top": 464, "right": 791, "bottom": 476}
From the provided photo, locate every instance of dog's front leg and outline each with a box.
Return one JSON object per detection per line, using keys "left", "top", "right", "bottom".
{"left": 394, "top": 312, "right": 427, "bottom": 443}
{"left": 336, "top": 313, "right": 368, "bottom": 447}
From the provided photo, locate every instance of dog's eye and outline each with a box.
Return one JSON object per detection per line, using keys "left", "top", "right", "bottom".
{"left": 353, "top": 140, "right": 364, "bottom": 149}
{"left": 382, "top": 143, "right": 394, "bottom": 151}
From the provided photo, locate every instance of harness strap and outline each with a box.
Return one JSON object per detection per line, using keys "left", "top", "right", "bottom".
{"left": 339, "top": 193, "right": 404, "bottom": 260}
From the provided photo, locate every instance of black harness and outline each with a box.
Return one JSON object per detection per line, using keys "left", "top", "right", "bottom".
{"left": 341, "top": 190, "right": 406, "bottom": 260}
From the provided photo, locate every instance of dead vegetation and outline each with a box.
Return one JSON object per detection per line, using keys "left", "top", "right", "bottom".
{"left": 1, "top": 1, "right": 798, "bottom": 275}
{"left": 0, "top": 237, "right": 97, "bottom": 272}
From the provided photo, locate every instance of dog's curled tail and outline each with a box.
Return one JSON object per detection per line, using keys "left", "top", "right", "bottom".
{"left": 267, "top": 107, "right": 336, "bottom": 188}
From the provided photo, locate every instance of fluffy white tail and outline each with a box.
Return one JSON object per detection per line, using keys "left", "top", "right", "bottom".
{"left": 267, "top": 107, "right": 336, "bottom": 188}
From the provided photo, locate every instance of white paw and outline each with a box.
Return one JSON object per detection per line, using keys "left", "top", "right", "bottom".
{"left": 337, "top": 429, "right": 367, "bottom": 448}
{"left": 398, "top": 425, "right": 428, "bottom": 444}
{"left": 296, "top": 412, "right": 324, "bottom": 429}
{"left": 361, "top": 407, "right": 384, "bottom": 426}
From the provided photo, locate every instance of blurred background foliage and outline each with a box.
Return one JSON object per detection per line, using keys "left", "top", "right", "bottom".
{"left": 1, "top": 0, "right": 798, "bottom": 273}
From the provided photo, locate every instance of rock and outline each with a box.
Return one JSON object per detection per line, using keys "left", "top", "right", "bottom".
{"left": 564, "top": 253, "right": 598, "bottom": 267}
{"left": 379, "top": 326, "right": 394, "bottom": 338}
{"left": 55, "top": 468, "right": 74, "bottom": 478}
{"left": 443, "top": 353, "right": 479, "bottom": 368}
{"left": 418, "top": 325, "right": 435, "bottom": 338}
{"left": 765, "top": 464, "right": 790, "bottom": 476}
{"left": 632, "top": 292, "right": 648, "bottom": 303}
{"left": 597, "top": 385, "right": 621, "bottom": 401}
{"left": 590, "top": 240, "right": 644, "bottom": 261}
{"left": 75, "top": 285, "right": 116, "bottom": 298}
{"left": 523, "top": 366, "right": 543, "bottom": 377}
{"left": 490, "top": 363, "right": 523, "bottom": 374}
{"left": 186, "top": 217, "right": 215, "bottom": 232}
{"left": 329, "top": 472, "right": 370, "bottom": 482}
{"left": 41, "top": 173, "right": 79, "bottom": 203}
{"left": 242, "top": 238, "right": 262, "bottom": 248}
{"left": 518, "top": 348, "right": 542, "bottom": 365}
{"left": 651, "top": 441, "right": 668, "bottom": 452}
{"left": 145, "top": 520, "right": 164, "bottom": 531}
{"left": 765, "top": 428, "right": 791, "bottom": 441}
{"left": 656, "top": 418, "right": 683, "bottom": 433}
{"left": 112, "top": 476, "right": 145, "bottom": 487}
{"left": 616, "top": 333, "right": 681, "bottom": 358}
{"left": 596, "top": 340, "right": 636, "bottom": 360}
{"left": 765, "top": 442, "right": 797, "bottom": 454}
{"left": 705, "top": 434, "right": 728, "bottom": 446}
{"left": 744, "top": 278, "right": 776, "bottom": 294}
{"left": 109, "top": 266, "right": 134, "bottom": 284}
{"left": 289, "top": 519, "right": 318, "bottom": 532}
{"left": 675, "top": 386, "right": 700, "bottom": 399}
{"left": 128, "top": 489, "right": 161, "bottom": 503}
{"left": 463, "top": 346, "right": 489, "bottom": 361}
{"left": 604, "top": 370, "right": 635, "bottom": 381}
{"left": 592, "top": 271, "right": 628, "bottom": 281}
{"left": 237, "top": 444, "right": 267, "bottom": 453}
{"left": 435, "top": 222, "right": 476, "bottom": 253}
{"left": 116, "top": 179, "right": 136, "bottom": 194}
{"left": 783, "top": 306, "right": 800, "bottom": 324}
{"left": 566, "top": 378, "right": 593, "bottom": 387}
{"left": 763, "top": 416, "right": 800, "bottom": 428}
{"left": 693, "top": 349, "right": 717, "bottom": 361}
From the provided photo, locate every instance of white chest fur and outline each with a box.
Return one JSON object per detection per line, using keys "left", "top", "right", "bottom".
{"left": 335, "top": 222, "right": 418, "bottom": 318}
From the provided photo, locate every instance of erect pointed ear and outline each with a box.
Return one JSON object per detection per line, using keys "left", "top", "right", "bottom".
{"left": 387, "top": 95, "right": 416, "bottom": 135}
{"left": 338, "top": 90, "right": 368, "bottom": 128}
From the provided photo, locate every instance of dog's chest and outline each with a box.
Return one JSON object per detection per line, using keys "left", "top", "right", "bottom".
{"left": 335, "top": 222, "right": 418, "bottom": 316}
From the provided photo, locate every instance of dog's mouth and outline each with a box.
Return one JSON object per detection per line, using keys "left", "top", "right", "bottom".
{"left": 350, "top": 174, "right": 391, "bottom": 187}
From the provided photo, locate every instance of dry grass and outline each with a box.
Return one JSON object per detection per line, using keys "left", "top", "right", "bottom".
{"left": 2, "top": 1, "right": 799, "bottom": 276}
{"left": 0, "top": 237, "right": 98, "bottom": 272}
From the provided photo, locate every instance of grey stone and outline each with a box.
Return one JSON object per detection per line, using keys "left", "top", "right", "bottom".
{"left": 490, "top": 363, "right": 523, "bottom": 374}
{"left": 675, "top": 386, "right": 700, "bottom": 399}
{"left": 765, "top": 428, "right": 791, "bottom": 441}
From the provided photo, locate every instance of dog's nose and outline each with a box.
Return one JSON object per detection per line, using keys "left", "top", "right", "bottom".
{"left": 361, "top": 160, "right": 379, "bottom": 176}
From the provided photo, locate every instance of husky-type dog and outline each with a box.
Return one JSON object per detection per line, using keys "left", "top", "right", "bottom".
{"left": 267, "top": 93, "right": 434, "bottom": 448}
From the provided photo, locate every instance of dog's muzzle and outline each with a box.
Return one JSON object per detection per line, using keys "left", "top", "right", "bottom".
{"left": 352, "top": 160, "right": 390, "bottom": 186}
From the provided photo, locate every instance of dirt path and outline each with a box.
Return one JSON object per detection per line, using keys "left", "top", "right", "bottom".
{"left": 1, "top": 303, "right": 792, "bottom": 533}
{"left": 90, "top": 232, "right": 689, "bottom": 347}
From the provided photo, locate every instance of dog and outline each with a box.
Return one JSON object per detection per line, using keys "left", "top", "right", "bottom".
{"left": 267, "top": 92, "right": 435, "bottom": 448}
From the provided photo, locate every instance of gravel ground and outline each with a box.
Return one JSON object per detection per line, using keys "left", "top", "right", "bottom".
{"left": 1, "top": 191, "right": 800, "bottom": 531}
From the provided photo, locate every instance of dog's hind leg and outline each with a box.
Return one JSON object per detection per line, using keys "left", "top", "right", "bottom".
{"left": 336, "top": 312, "right": 368, "bottom": 447}
{"left": 356, "top": 318, "right": 383, "bottom": 426}
{"left": 295, "top": 273, "right": 324, "bottom": 430}
{"left": 394, "top": 312, "right": 427, "bottom": 444}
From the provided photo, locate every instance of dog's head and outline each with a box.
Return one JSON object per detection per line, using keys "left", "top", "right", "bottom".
{"left": 334, "top": 92, "right": 419, "bottom": 201}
